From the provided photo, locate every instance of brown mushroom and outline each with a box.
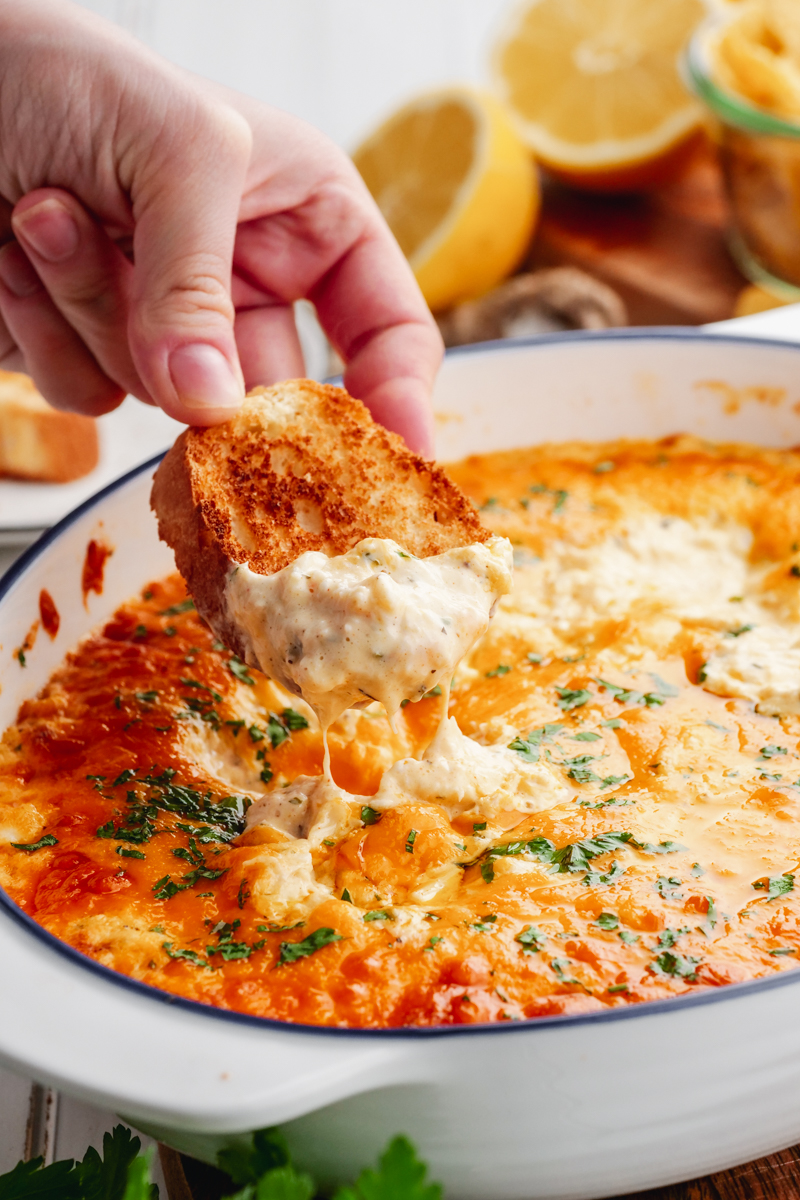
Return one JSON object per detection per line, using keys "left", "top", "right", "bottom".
{"left": 437, "top": 267, "right": 627, "bottom": 347}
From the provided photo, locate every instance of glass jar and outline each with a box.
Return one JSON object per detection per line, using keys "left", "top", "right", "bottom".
{"left": 686, "top": 22, "right": 800, "bottom": 299}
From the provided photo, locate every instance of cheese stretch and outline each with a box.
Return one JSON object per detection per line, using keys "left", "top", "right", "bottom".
{"left": 6, "top": 434, "right": 800, "bottom": 1028}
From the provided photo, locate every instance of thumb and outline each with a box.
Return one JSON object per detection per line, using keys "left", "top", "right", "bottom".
{"left": 126, "top": 93, "right": 252, "bottom": 425}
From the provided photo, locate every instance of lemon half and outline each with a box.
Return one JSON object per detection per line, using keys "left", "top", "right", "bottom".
{"left": 353, "top": 88, "right": 539, "bottom": 312}
{"left": 492, "top": 0, "right": 707, "bottom": 190}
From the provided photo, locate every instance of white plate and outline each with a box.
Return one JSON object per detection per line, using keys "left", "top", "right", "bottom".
{"left": 0, "top": 398, "right": 182, "bottom": 540}
{"left": 5, "top": 331, "right": 800, "bottom": 1199}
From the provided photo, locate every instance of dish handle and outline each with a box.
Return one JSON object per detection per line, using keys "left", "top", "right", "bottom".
{"left": 126, "top": 1032, "right": 431, "bottom": 1165}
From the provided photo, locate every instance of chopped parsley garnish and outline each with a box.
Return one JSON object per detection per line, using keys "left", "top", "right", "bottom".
{"left": 507, "top": 723, "right": 563, "bottom": 763}
{"left": 650, "top": 950, "right": 701, "bottom": 981}
{"left": 551, "top": 832, "right": 634, "bottom": 873}
{"left": 579, "top": 795, "right": 633, "bottom": 809}
{"left": 726, "top": 624, "right": 753, "bottom": 637}
{"left": 637, "top": 840, "right": 686, "bottom": 855}
{"left": 96, "top": 768, "right": 248, "bottom": 851}
{"left": 424, "top": 936, "right": 443, "bottom": 951}
{"left": 238, "top": 878, "right": 251, "bottom": 909}
{"left": 760, "top": 744, "right": 788, "bottom": 759}
{"left": 174, "top": 821, "right": 234, "bottom": 844}
{"left": 769, "top": 947, "right": 797, "bottom": 955}
{"left": 259, "top": 764, "right": 273, "bottom": 784}
{"left": 363, "top": 910, "right": 393, "bottom": 922}
{"left": 228, "top": 656, "right": 255, "bottom": 685}
{"left": 550, "top": 957, "right": 579, "bottom": 983}
{"left": 473, "top": 821, "right": 487, "bottom": 833}
{"left": 341, "top": 888, "right": 352, "bottom": 903}
{"left": 486, "top": 664, "right": 511, "bottom": 678}
{"left": 405, "top": 829, "right": 417, "bottom": 854}
{"left": 753, "top": 872, "right": 795, "bottom": 900}
{"left": 153, "top": 865, "right": 227, "bottom": 900}
{"left": 134, "top": 690, "right": 158, "bottom": 704}
{"left": 471, "top": 914, "right": 497, "bottom": 933}
{"left": 619, "top": 930, "right": 639, "bottom": 944}
{"left": 568, "top": 765, "right": 601, "bottom": 785}
{"left": 173, "top": 838, "right": 204, "bottom": 866}
{"left": 116, "top": 847, "right": 145, "bottom": 859}
{"left": 476, "top": 830, "right": 639, "bottom": 885}
{"left": 163, "top": 942, "right": 209, "bottom": 969}
{"left": 600, "top": 773, "right": 632, "bottom": 790}
{"left": 556, "top": 687, "right": 592, "bottom": 710}
{"left": 655, "top": 875, "right": 684, "bottom": 899}
{"left": 180, "top": 678, "right": 223, "bottom": 703}
{"left": 516, "top": 925, "right": 546, "bottom": 953}
{"left": 12, "top": 833, "right": 57, "bottom": 853}
{"left": 280, "top": 707, "right": 309, "bottom": 731}
{"left": 584, "top": 861, "right": 626, "bottom": 887}
{"left": 278, "top": 927, "right": 342, "bottom": 964}
{"left": 572, "top": 730, "right": 601, "bottom": 742}
{"left": 596, "top": 676, "right": 678, "bottom": 708}
{"left": 562, "top": 753, "right": 598, "bottom": 768}
{"left": 602, "top": 718, "right": 623, "bottom": 729}
{"left": 594, "top": 912, "right": 619, "bottom": 930}
{"left": 160, "top": 598, "right": 195, "bottom": 616}
{"left": 698, "top": 897, "right": 718, "bottom": 934}
{"left": 206, "top": 919, "right": 262, "bottom": 961}
{"left": 361, "top": 806, "right": 380, "bottom": 825}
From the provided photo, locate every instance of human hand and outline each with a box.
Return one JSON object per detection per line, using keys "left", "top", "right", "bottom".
{"left": 0, "top": 0, "right": 441, "bottom": 454}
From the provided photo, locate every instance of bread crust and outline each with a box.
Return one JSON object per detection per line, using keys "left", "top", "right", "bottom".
{"left": 151, "top": 379, "right": 488, "bottom": 647}
{"left": 0, "top": 369, "right": 98, "bottom": 483}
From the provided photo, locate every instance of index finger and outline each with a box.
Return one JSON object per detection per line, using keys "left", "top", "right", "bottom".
{"left": 310, "top": 219, "right": 442, "bottom": 458}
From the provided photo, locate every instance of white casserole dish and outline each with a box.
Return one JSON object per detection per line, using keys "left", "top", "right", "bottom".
{"left": 3, "top": 330, "right": 800, "bottom": 1199}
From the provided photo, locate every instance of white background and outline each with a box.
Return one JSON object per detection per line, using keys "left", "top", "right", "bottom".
{"left": 76, "top": 0, "right": 513, "bottom": 151}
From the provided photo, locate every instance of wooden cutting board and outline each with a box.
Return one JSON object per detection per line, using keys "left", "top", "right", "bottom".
{"left": 528, "top": 140, "right": 748, "bottom": 326}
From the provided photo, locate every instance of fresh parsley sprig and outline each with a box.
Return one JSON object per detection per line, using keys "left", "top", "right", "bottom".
{"left": 0, "top": 1124, "right": 442, "bottom": 1200}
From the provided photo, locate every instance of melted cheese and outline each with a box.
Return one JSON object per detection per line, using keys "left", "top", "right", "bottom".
{"left": 224, "top": 535, "right": 513, "bottom": 731}
{"left": 7, "top": 436, "right": 800, "bottom": 1028}
{"left": 703, "top": 625, "right": 800, "bottom": 716}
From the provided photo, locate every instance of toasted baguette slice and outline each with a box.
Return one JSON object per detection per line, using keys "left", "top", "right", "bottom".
{"left": 0, "top": 369, "right": 99, "bottom": 483}
{"left": 151, "top": 378, "right": 488, "bottom": 654}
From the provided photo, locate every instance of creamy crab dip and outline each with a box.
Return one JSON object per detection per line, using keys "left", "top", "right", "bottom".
{"left": 9, "top": 435, "right": 800, "bottom": 1029}
{"left": 223, "top": 534, "right": 513, "bottom": 731}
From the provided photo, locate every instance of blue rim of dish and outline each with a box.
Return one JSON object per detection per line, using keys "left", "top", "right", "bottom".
{"left": 4, "top": 325, "right": 800, "bottom": 1043}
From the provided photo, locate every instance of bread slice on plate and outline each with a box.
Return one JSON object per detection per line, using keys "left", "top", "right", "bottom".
{"left": 0, "top": 369, "right": 99, "bottom": 483}
{"left": 151, "top": 377, "right": 487, "bottom": 655}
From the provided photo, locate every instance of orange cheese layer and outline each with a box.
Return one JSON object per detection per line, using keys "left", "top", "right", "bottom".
{"left": 4, "top": 434, "right": 800, "bottom": 1027}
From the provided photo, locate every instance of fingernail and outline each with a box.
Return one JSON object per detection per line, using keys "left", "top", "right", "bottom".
{"left": 168, "top": 344, "right": 243, "bottom": 413}
{"left": 13, "top": 198, "right": 79, "bottom": 263}
{"left": 0, "top": 241, "right": 42, "bottom": 297}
